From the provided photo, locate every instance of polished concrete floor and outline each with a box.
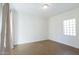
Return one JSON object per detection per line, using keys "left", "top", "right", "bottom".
{"left": 11, "top": 40, "right": 79, "bottom": 55}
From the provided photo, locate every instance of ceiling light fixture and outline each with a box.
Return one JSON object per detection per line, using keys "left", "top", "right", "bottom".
{"left": 42, "top": 4, "right": 49, "bottom": 9}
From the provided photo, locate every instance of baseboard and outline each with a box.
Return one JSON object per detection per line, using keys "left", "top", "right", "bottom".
{"left": 14, "top": 39, "right": 49, "bottom": 46}
{"left": 49, "top": 39, "right": 79, "bottom": 49}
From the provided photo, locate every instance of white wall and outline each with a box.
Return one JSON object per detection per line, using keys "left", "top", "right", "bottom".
{"left": 49, "top": 8, "right": 79, "bottom": 48}
{"left": 13, "top": 12, "right": 48, "bottom": 45}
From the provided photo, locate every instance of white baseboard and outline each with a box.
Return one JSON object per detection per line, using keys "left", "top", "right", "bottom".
{"left": 14, "top": 39, "right": 49, "bottom": 46}
{"left": 49, "top": 39, "right": 79, "bottom": 49}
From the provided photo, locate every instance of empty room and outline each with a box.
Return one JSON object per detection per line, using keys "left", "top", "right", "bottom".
{"left": 0, "top": 3, "right": 79, "bottom": 55}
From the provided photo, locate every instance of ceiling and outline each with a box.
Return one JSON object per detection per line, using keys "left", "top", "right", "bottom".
{"left": 10, "top": 3, "right": 79, "bottom": 18}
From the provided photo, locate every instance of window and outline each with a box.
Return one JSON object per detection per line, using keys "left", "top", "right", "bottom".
{"left": 63, "top": 18, "right": 76, "bottom": 36}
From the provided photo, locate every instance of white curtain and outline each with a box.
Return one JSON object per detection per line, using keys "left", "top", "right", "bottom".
{"left": 10, "top": 10, "right": 14, "bottom": 49}
{"left": 0, "top": 3, "right": 11, "bottom": 55}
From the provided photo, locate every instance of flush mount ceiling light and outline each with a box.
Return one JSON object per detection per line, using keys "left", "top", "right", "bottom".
{"left": 42, "top": 4, "right": 49, "bottom": 9}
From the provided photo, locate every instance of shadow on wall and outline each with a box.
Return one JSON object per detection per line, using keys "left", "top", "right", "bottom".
{"left": 0, "top": 4, "right": 2, "bottom": 45}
